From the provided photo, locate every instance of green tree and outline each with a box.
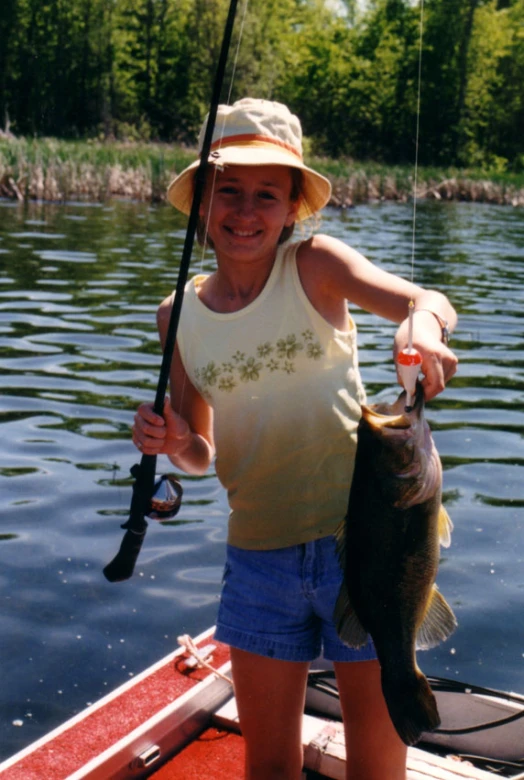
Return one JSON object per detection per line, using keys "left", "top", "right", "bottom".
{"left": 458, "top": 0, "right": 513, "bottom": 167}
{"left": 418, "top": 0, "right": 486, "bottom": 164}
{"left": 0, "top": 0, "right": 19, "bottom": 129}
{"left": 0, "top": 0, "right": 522, "bottom": 168}
{"left": 487, "top": 0, "right": 524, "bottom": 167}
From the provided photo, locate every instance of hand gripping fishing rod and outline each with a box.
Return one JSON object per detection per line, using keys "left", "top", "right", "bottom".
{"left": 103, "top": 0, "right": 240, "bottom": 583}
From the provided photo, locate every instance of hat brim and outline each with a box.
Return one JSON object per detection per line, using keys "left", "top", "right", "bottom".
{"left": 167, "top": 146, "right": 332, "bottom": 222}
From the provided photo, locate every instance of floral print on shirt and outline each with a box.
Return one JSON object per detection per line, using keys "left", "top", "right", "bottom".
{"left": 194, "top": 329, "right": 324, "bottom": 397}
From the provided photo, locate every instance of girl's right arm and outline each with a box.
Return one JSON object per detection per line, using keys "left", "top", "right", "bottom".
{"left": 131, "top": 296, "right": 215, "bottom": 476}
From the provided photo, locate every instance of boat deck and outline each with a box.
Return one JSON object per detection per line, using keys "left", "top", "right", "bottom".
{"left": 0, "top": 628, "right": 522, "bottom": 780}
{"left": 208, "top": 696, "right": 508, "bottom": 780}
{"left": 155, "top": 708, "right": 521, "bottom": 780}
{"left": 152, "top": 727, "right": 245, "bottom": 779}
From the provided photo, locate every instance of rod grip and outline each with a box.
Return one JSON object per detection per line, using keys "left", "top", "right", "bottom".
{"left": 103, "top": 525, "right": 148, "bottom": 582}
{"left": 103, "top": 457, "right": 155, "bottom": 582}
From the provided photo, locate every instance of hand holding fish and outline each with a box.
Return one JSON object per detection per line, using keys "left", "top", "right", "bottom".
{"left": 394, "top": 307, "right": 459, "bottom": 401}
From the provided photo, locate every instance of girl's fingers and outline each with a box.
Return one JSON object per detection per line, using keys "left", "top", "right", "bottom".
{"left": 420, "top": 349, "right": 458, "bottom": 401}
{"left": 162, "top": 398, "right": 190, "bottom": 440}
{"left": 132, "top": 396, "right": 191, "bottom": 455}
{"left": 132, "top": 403, "right": 167, "bottom": 453}
{"left": 135, "top": 402, "right": 165, "bottom": 427}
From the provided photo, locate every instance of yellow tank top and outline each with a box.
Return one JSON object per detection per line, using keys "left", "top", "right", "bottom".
{"left": 177, "top": 240, "right": 366, "bottom": 549}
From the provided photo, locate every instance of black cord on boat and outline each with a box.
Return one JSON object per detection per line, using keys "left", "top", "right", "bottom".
{"left": 307, "top": 671, "right": 524, "bottom": 775}
{"left": 434, "top": 707, "right": 524, "bottom": 736}
{"left": 427, "top": 675, "right": 524, "bottom": 705}
{"left": 308, "top": 671, "right": 524, "bottom": 739}
{"left": 103, "top": 0, "right": 240, "bottom": 583}
{"left": 426, "top": 676, "right": 524, "bottom": 736}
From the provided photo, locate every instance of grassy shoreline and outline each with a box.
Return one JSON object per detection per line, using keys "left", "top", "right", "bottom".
{"left": 1, "top": 136, "right": 523, "bottom": 207}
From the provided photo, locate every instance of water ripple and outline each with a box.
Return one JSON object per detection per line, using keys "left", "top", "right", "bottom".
{"left": 0, "top": 199, "right": 523, "bottom": 759}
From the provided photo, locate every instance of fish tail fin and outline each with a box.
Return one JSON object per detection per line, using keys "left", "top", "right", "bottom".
{"left": 382, "top": 668, "right": 440, "bottom": 747}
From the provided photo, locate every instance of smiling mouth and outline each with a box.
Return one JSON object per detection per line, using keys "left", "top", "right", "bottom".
{"left": 225, "top": 227, "right": 261, "bottom": 237}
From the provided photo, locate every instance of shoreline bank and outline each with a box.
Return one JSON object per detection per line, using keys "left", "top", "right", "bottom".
{"left": 1, "top": 137, "right": 523, "bottom": 207}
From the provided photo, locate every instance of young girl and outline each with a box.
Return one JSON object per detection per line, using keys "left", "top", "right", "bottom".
{"left": 133, "top": 98, "right": 458, "bottom": 780}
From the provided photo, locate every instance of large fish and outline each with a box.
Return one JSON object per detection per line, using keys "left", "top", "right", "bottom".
{"left": 334, "top": 381, "right": 457, "bottom": 746}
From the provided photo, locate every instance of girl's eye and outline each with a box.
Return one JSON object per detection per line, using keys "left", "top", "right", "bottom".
{"left": 259, "top": 191, "right": 277, "bottom": 200}
{"left": 218, "top": 186, "right": 238, "bottom": 195}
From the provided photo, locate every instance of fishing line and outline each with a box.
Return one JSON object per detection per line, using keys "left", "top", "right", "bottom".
{"left": 410, "top": 0, "right": 424, "bottom": 289}
{"left": 397, "top": 0, "right": 425, "bottom": 408}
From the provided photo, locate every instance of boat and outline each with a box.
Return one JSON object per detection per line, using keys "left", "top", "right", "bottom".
{"left": 1, "top": 627, "right": 523, "bottom": 780}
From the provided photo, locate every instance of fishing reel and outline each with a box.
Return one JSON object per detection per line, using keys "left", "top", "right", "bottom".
{"left": 147, "top": 473, "right": 183, "bottom": 521}
{"left": 128, "top": 463, "right": 183, "bottom": 523}
{"left": 104, "top": 468, "right": 183, "bottom": 583}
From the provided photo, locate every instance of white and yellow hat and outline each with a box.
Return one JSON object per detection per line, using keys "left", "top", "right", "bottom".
{"left": 167, "top": 98, "right": 332, "bottom": 222}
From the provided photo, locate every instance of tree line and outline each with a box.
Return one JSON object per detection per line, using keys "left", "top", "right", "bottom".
{"left": 1, "top": 0, "right": 523, "bottom": 170}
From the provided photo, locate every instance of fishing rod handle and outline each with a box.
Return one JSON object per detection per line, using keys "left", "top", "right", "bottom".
{"left": 102, "top": 454, "right": 157, "bottom": 582}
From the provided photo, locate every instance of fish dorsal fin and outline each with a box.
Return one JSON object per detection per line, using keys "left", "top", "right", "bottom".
{"left": 333, "top": 583, "right": 369, "bottom": 649}
{"left": 416, "top": 585, "right": 457, "bottom": 650}
{"left": 438, "top": 505, "right": 453, "bottom": 548}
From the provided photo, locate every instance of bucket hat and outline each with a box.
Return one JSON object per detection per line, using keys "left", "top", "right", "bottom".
{"left": 167, "top": 98, "right": 332, "bottom": 222}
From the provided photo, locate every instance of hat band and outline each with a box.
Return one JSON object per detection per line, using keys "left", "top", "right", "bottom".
{"left": 209, "top": 133, "right": 302, "bottom": 161}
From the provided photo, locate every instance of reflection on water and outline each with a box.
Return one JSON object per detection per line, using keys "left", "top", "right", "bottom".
{"left": 0, "top": 199, "right": 523, "bottom": 759}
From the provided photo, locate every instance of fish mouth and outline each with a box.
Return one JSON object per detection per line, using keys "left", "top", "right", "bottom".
{"left": 361, "top": 407, "right": 412, "bottom": 431}
{"left": 362, "top": 382, "right": 424, "bottom": 430}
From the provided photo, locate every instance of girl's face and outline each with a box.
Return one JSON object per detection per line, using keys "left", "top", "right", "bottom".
{"left": 200, "top": 165, "right": 299, "bottom": 265}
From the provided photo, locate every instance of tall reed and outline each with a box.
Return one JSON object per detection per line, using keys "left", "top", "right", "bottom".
{"left": 1, "top": 137, "right": 523, "bottom": 206}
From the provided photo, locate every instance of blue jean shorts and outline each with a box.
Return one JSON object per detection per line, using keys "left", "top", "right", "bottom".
{"left": 215, "top": 535, "right": 376, "bottom": 663}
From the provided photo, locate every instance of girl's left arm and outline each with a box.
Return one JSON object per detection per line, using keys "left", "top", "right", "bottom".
{"left": 299, "top": 234, "right": 458, "bottom": 400}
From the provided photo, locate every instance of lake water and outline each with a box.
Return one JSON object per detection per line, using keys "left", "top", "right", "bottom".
{"left": 0, "top": 198, "right": 523, "bottom": 760}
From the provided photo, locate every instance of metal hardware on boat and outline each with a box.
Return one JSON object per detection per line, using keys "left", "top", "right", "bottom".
{"left": 130, "top": 744, "right": 161, "bottom": 770}
{"left": 147, "top": 474, "right": 183, "bottom": 521}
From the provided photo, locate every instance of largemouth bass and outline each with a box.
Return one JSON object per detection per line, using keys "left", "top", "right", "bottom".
{"left": 334, "top": 381, "right": 457, "bottom": 746}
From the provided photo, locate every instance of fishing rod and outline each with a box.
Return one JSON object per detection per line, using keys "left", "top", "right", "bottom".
{"left": 103, "top": 0, "right": 240, "bottom": 583}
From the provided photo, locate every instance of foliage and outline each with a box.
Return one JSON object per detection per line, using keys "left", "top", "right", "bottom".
{"left": 0, "top": 0, "right": 522, "bottom": 168}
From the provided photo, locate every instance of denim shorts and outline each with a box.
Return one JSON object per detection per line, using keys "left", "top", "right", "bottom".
{"left": 214, "top": 535, "right": 376, "bottom": 663}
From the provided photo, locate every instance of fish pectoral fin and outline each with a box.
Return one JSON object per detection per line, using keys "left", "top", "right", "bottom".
{"left": 334, "top": 584, "right": 369, "bottom": 649}
{"left": 416, "top": 585, "right": 458, "bottom": 650}
{"left": 438, "top": 505, "right": 453, "bottom": 548}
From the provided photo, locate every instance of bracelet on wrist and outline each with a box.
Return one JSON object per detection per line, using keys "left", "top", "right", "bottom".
{"left": 414, "top": 309, "right": 450, "bottom": 346}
